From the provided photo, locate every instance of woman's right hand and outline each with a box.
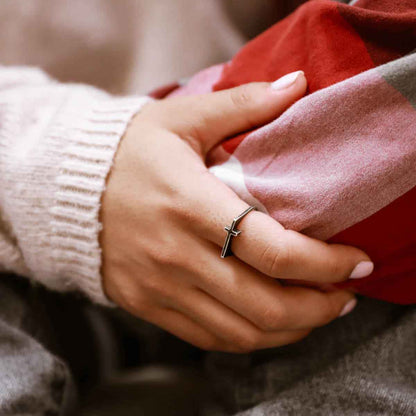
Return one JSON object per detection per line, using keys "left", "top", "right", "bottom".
{"left": 100, "top": 71, "right": 373, "bottom": 353}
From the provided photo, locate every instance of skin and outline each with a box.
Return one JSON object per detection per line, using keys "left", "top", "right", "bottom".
{"left": 100, "top": 73, "right": 371, "bottom": 353}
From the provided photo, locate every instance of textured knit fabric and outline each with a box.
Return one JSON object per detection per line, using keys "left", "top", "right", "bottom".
{"left": 168, "top": 0, "right": 416, "bottom": 304}
{"left": 0, "top": 274, "right": 77, "bottom": 415}
{"left": 204, "top": 298, "right": 416, "bottom": 416}
{"left": 0, "top": 66, "right": 150, "bottom": 304}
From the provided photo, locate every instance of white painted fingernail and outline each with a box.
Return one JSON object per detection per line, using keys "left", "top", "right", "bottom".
{"left": 349, "top": 261, "right": 374, "bottom": 279}
{"left": 271, "top": 71, "right": 304, "bottom": 91}
{"left": 339, "top": 298, "right": 357, "bottom": 318}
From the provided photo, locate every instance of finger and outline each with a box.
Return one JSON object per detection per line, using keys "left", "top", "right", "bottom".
{"left": 191, "top": 243, "right": 357, "bottom": 330}
{"left": 144, "top": 307, "right": 221, "bottom": 351}
{"left": 141, "top": 71, "right": 307, "bottom": 153}
{"left": 175, "top": 287, "right": 310, "bottom": 352}
{"left": 186, "top": 176, "right": 373, "bottom": 284}
{"left": 228, "top": 210, "right": 373, "bottom": 283}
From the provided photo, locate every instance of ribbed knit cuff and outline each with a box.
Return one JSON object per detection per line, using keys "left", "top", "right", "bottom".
{"left": 48, "top": 89, "right": 151, "bottom": 305}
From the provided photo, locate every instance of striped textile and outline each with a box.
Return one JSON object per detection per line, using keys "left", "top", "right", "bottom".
{"left": 166, "top": 0, "right": 416, "bottom": 304}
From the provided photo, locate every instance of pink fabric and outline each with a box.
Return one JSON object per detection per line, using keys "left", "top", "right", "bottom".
{"left": 170, "top": 64, "right": 224, "bottom": 97}
{"left": 224, "top": 69, "right": 415, "bottom": 240}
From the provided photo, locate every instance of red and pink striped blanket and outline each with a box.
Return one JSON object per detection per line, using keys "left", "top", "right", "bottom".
{"left": 155, "top": 0, "right": 416, "bottom": 304}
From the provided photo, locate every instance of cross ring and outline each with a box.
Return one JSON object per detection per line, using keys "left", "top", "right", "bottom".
{"left": 221, "top": 206, "right": 257, "bottom": 258}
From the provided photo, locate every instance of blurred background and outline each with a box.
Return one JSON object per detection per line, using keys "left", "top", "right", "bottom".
{"left": 0, "top": 0, "right": 303, "bottom": 94}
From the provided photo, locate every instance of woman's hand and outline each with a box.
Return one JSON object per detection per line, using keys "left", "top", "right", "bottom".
{"left": 101, "top": 72, "right": 373, "bottom": 353}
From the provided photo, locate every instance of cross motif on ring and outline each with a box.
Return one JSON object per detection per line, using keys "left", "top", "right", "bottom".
{"left": 221, "top": 220, "right": 242, "bottom": 258}
{"left": 221, "top": 206, "right": 257, "bottom": 258}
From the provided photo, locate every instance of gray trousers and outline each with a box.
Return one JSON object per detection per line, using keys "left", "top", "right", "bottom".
{"left": 0, "top": 273, "right": 415, "bottom": 416}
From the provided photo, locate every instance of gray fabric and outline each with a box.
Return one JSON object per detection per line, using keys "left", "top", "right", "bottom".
{"left": 0, "top": 275, "right": 77, "bottom": 416}
{"left": 204, "top": 299, "right": 416, "bottom": 415}
{"left": 379, "top": 52, "right": 416, "bottom": 108}
{"left": 0, "top": 274, "right": 415, "bottom": 416}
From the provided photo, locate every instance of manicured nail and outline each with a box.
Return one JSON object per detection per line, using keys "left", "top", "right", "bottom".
{"left": 271, "top": 71, "right": 304, "bottom": 91}
{"left": 349, "top": 261, "right": 374, "bottom": 279}
{"left": 339, "top": 298, "right": 357, "bottom": 318}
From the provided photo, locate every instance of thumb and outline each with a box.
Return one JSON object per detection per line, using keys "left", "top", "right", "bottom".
{"left": 154, "top": 71, "right": 307, "bottom": 154}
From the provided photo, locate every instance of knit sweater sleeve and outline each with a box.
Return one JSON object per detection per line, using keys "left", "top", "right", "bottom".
{"left": 0, "top": 66, "right": 151, "bottom": 305}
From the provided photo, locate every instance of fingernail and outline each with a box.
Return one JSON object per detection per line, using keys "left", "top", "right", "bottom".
{"left": 271, "top": 71, "right": 304, "bottom": 91}
{"left": 339, "top": 298, "right": 357, "bottom": 317}
{"left": 349, "top": 261, "right": 374, "bottom": 279}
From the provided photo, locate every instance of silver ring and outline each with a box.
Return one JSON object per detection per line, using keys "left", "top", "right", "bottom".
{"left": 221, "top": 206, "right": 257, "bottom": 258}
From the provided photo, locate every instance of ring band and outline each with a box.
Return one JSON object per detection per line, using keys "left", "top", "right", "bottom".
{"left": 221, "top": 206, "right": 257, "bottom": 258}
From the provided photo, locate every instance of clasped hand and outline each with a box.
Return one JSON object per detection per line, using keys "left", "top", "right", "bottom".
{"left": 101, "top": 73, "right": 372, "bottom": 353}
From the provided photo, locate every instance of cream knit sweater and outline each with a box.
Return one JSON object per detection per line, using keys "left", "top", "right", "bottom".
{"left": 0, "top": 67, "right": 151, "bottom": 304}
{"left": 0, "top": 0, "right": 278, "bottom": 304}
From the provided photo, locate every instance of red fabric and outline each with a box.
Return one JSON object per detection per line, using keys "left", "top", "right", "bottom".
{"left": 214, "top": 1, "right": 375, "bottom": 94}
{"left": 334, "top": 187, "right": 416, "bottom": 303}
{"left": 215, "top": 0, "right": 416, "bottom": 93}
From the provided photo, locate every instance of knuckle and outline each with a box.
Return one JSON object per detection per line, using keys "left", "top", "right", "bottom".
{"left": 319, "top": 299, "right": 339, "bottom": 325}
{"left": 181, "top": 122, "right": 206, "bottom": 152}
{"left": 146, "top": 238, "right": 184, "bottom": 268}
{"left": 168, "top": 197, "right": 199, "bottom": 227}
{"left": 232, "top": 331, "right": 261, "bottom": 353}
{"left": 326, "top": 258, "right": 345, "bottom": 281}
{"left": 230, "top": 85, "right": 253, "bottom": 110}
{"left": 122, "top": 292, "right": 154, "bottom": 319}
{"left": 261, "top": 240, "right": 292, "bottom": 277}
{"left": 139, "top": 275, "right": 166, "bottom": 296}
{"left": 137, "top": 274, "right": 176, "bottom": 304}
{"left": 257, "top": 304, "right": 287, "bottom": 331}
